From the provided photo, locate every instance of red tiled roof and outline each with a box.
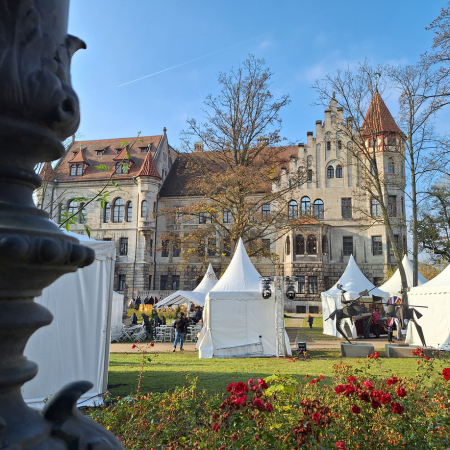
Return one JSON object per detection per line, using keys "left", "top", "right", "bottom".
{"left": 137, "top": 151, "right": 161, "bottom": 179}
{"left": 362, "top": 92, "right": 402, "bottom": 134}
{"left": 39, "top": 162, "right": 55, "bottom": 181}
{"left": 113, "top": 147, "right": 133, "bottom": 161}
{"left": 68, "top": 148, "right": 90, "bottom": 164}
{"left": 54, "top": 135, "right": 162, "bottom": 182}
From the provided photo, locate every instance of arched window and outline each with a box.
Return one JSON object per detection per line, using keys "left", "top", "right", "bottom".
{"left": 126, "top": 201, "right": 133, "bottom": 222}
{"left": 300, "top": 196, "right": 310, "bottom": 215}
{"left": 141, "top": 200, "right": 148, "bottom": 218}
{"left": 325, "top": 132, "right": 331, "bottom": 151}
{"left": 70, "top": 164, "right": 76, "bottom": 176}
{"left": 336, "top": 165, "right": 343, "bottom": 178}
{"left": 327, "top": 166, "right": 334, "bottom": 178}
{"left": 285, "top": 236, "right": 291, "bottom": 255}
{"left": 307, "top": 235, "right": 317, "bottom": 254}
{"left": 115, "top": 162, "right": 122, "bottom": 174}
{"left": 387, "top": 158, "right": 395, "bottom": 174}
{"left": 313, "top": 199, "right": 324, "bottom": 219}
{"left": 79, "top": 203, "right": 86, "bottom": 223}
{"left": 76, "top": 164, "right": 82, "bottom": 176}
{"left": 371, "top": 198, "right": 381, "bottom": 217}
{"left": 103, "top": 202, "right": 110, "bottom": 223}
{"left": 296, "top": 235, "right": 305, "bottom": 254}
{"left": 68, "top": 200, "right": 78, "bottom": 217}
{"left": 113, "top": 198, "right": 124, "bottom": 222}
{"left": 288, "top": 200, "right": 298, "bottom": 220}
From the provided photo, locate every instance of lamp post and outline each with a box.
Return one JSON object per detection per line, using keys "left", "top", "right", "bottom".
{"left": 260, "top": 276, "right": 300, "bottom": 357}
{"left": 0, "top": 2, "right": 122, "bottom": 448}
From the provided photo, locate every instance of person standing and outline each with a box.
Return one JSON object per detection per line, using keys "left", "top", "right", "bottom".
{"left": 307, "top": 315, "right": 314, "bottom": 328}
{"left": 373, "top": 309, "right": 380, "bottom": 338}
{"left": 134, "top": 296, "right": 141, "bottom": 310}
{"left": 172, "top": 312, "right": 189, "bottom": 352}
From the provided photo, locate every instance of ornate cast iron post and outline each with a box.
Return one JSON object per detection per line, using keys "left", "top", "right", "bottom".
{"left": 0, "top": 1, "right": 122, "bottom": 448}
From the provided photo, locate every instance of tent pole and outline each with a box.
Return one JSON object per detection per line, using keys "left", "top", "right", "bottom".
{"left": 275, "top": 276, "right": 286, "bottom": 358}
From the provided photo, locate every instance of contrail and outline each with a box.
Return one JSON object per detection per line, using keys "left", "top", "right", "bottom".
{"left": 117, "top": 34, "right": 267, "bottom": 87}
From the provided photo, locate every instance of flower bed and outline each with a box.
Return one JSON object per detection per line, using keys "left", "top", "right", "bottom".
{"left": 92, "top": 350, "right": 450, "bottom": 449}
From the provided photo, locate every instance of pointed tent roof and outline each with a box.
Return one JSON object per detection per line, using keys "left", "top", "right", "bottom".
{"left": 211, "top": 238, "right": 261, "bottom": 292}
{"left": 410, "top": 262, "right": 450, "bottom": 294}
{"left": 155, "top": 263, "right": 218, "bottom": 308}
{"left": 325, "top": 255, "right": 389, "bottom": 298}
{"left": 68, "top": 148, "right": 90, "bottom": 164}
{"left": 379, "top": 255, "right": 427, "bottom": 295}
{"left": 137, "top": 151, "right": 161, "bottom": 179}
{"left": 362, "top": 91, "right": 402, "bottom": 134}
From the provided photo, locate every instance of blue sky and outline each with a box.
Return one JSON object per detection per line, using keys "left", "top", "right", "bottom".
{"left": 68, "top": 1, "right": 444, "bottom": 148}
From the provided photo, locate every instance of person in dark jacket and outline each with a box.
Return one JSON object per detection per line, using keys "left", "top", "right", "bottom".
{"left": 134, "top": 297, "right": 142, "bottom": 310}
{"left": 144, "top": 296, "right": 150, "bottom": 305}
{"left": 307, "top": 315, "right": 314, "bottom": 328}
{"left": 131, "top": 313, "right": 138, "bottom": 325}
{"left": 149, "top": 296, "right": 155, "bottom": 306}
{"left": 172, "top": 312, "right": 189, "bottom": 352}
{"left": 194, "top": 306, "right": 203, "bottom": 324}
{"left": 141, "top": 313, "right": 152, "bottom": 339}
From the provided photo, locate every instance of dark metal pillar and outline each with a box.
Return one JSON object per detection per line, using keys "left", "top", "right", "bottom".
{"left": 0, "top": 1, "right": 123, "bottom": 448}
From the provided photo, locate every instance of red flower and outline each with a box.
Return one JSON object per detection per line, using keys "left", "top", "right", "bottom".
{"left": 391, "top": 402, "right": 404, "bottom": 414}
{"left": 347, "top": 376, "right": 356, "bottom": 383}
{"left": 265, "top": 402, "right": 273, "bottom": 413}
{"left": 132, "top": 344, "right": 136, "bottom": 349}
{"left": 253, "top": 397, "right": 264, "bottom": 409}
{"left": 396, "top": 387, "right": 407, "bottom": 398}
{"left": 150, "top": 341, "right": 154, "bottom": 347}
{"left": 425, "top": 356, "right": 430, "bottom": 361}
{"left": 371, "top": 399, "right": 381, "bottom": 409}
{"left": 320, "top": 374, "right": 325, "bottom": 379}
{"left": 350, "top": 404, "right": 361, "bottom": 414}
{"left": 255, "top": 434, "right": 260, "bottom": 442}
{"left": 386, "top": 377, "right": 399, "bottom": 386}
{"left": 250, "top": 384, "right": 260, "bottom": 391}
{"left": 335, "top": 385, "right": 345, "bottom": 394}
{"left": 248, "top": 378, "right": 255, "bottom": 385}
{"left": 442, "top": 368, "right": 450, "bottom": 381}
{"left": 212, "top": 423, "right": 220, "bottom": 432}
{"left": 370, "top": 390, "right": 382, "bottom": 401}
{"left": 358, "top": 391, "right": 370, "bottom": 403}
{"left": 312, "top": 412, "right": 321, "bottom": 425}
{"left": 345, "top": 384, "right": 356, "bottom": 394}
{"left": 381, "top": 393, "right": 392, "bottom": 404}
{"left": 137, "top": 341, "right": 140, "bottom": 344}
{"left": 232, "top": 394, "right": 247, "bottom": 408}
{"left": 336, "top": 442, "right": 347, "bottom": 450}
{"left": 363, "top": 380, "right": 374, "bottom": 390}
{"left": 310, "top": 379, "right": 317, "bottom": 385}
{"left": 257, "top": 378, "right": 268, "bottom": 389}
{"left": 227, "top": 382, "right": 237, "bottom": 393}
{"left": 235, "top": 382, "right": 248, "bottom": 395}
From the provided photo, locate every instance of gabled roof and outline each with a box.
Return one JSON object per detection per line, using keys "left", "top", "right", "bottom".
{"left": 39, "top": 162, "right": 55, "bottom": 181}
{"left": 113, "top": 147, "right": 133, "bottom": 161}
{"left": 362, "top": 92, "right": 402, "bottom": 134}
{"left": 137, "top": 151, "right": 161, "bottom": 179}
{"left": 68, "top": 148, "right": 90, "bottom": 164}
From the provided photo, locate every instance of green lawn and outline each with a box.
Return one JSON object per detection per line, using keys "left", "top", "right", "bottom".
{"left": 287, "top": 316, "right": 339, "bottom": 341}
{"left": 107, "top": 349, "right": 447, "bottom": 398}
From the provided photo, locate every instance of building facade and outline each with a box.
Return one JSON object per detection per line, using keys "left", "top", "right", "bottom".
{"left": 38, "top": 94, "right": 407, "bottom": 312}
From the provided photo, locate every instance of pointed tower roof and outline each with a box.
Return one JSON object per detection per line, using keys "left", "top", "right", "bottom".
{"left": 68, "top": 148, "right": 90, "bottom": 164}
{"left": 137, "top": 151, "right": 161, "bottom": 179}
{"left": 362, "top": 92, "right": 402, "bottom": 134}
{"left": 113, "top": 147, "right": 133, "bottom": 161}
{"left": 39, "top": 162, "right": 55, "bottom": 181}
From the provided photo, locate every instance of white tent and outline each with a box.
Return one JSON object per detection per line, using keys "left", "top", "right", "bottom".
{"left": 23, "top": 230, "right": 116, "bottom": 409}
{"left": 322, "top": 255, "right": 389, "bottom": 337}
{"left": 406, "top": 263, "right": 450, "bottom": 349}
{"left": 111, "top": 291, "right": 124, "bottom": 335}
{"left": 198, "top": 239, "right": 291, "bottom": 358}
{"left": 155, "top": 263, "right": 218, "bottom": 309}
{"left": 379, "top": 255, "right": 427, "bottom": 296}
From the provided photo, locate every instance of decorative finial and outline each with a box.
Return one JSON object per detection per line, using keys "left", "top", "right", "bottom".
{"left": 163, "top": 127, "right": 167, "bottom": 133}
{"left": 332, "top": 91, "right": 336, "bottom": 99}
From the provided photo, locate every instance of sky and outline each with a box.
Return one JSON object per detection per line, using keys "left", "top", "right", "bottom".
{"left": 68, "top": 1, "right": 444, "bottom": 148}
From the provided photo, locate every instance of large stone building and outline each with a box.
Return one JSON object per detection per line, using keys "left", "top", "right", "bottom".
{"left": 38, "top": 94, "right": 406, "bottom": 312}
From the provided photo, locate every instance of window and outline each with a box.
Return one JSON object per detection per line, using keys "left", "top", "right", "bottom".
{"left": 307, "top": 169, "right": 313, "bottom": 182}
{"left": 309, "top": 305, "right": 320, "bottom": 314}
{"left": 386, "top": 137, "right": 397, "bottom": 146}
{"left": 336, "top": 165, "right": 343, "bottom": 178}
{"left": 296, "top": 305, "right": 307, "bottom": 313}
{"left": 262, "top": 204, "right": 270, "bottom": 219}
{"left": 368, "top": 138, "right": 374, "bottom": 148}
{"left": 401, "top": 196, "right": 405, "bottom": 215}
{"left": 113, "top": 198, "right": 124, "bottom": 222}
{"left": 172, "top": 275, "right": 180, "bottom": 290}
{"left": 388, "top": 196, "right": 397, "bottom": 217}
{"left": 68, "top": 200, "right": 78, "bottom": 217}
{"left": 115, "top": 162, "right": 123, "bottom": 174}
{"left": 298, "top": 276, "right": 305, "bottom": 293}
{"left": 223, "top": 239, "right": 231, "bottom": 257}
{"left": 300, "top": 196, "right": 310, "bottom": 215}
{"left": 141, "top": 200, "right": 147, "bottom": 218}
{"left": 306, "top": 235, "right": 317, "bottom": 254}
{"left": 296, "top": 235, "right": 305, "bottom": 254}
{"left": 76, "top": 164, "right": 82, "bottom": 176}
{"left": 371, "top": 198, "right": 382, "bottom": 218}
{"left": 126, "top": 201, "right": 133, "bottom": 222}
{"left": 148, "top": 239, "right": 153, "bottom": 256}
{"left": 208, "top": 239, "right": 216, "bottom": 256}
{"left": 160, "top": 275, "right": 168, "bottom": 290}
{"left": 288, "top": 200, "right": 298, "bottom": 220}
{"left": 140, "top": 147, "right": 148, "bottom": 153}
{"left": 161, "top": 240, "right": 169, "bottom": 257}
{"left": 148, "top": 275, "right": 152, "bottom": 290}
{"left": 70, "top": 164, "right": 76, "bottom": 176}
{"left": 79, "top": 203, "right": 86, "bottom": 224}
{"left": 262, "top": 239, "right": 270, "bottom": 252}
{"left": 322, "top": 235, "right": 328, "bottom": 254}
{"left": 326, "top": 141, "right": 331, "bottom": 151}
{"left": 119, "top": 238, "right": 128, "bottom": 255}
{"left": 389, "top": 235, "right": 400, "bottom": 256}
{"left": 343, "top": 236, "right": 353, "bottom": 256}
{"left": 337, "top": 140, "right": 342, "bottom": 150}
{"left": 308, "top": 276, "right": 318, "bottom": 294}
{"left": 96, "top": 150, "right": 104, "bottom": 156}
{"left": 313, "top": 199, "right": 324, "bottom": 219}
{"left": 327, "top": 166, "right": 334, "bottom": 179}
{"left": 103, "top": 238, "right": 112, "bottom": 241}
{"left": 118, "top": 275, "right": 126, "bottom": 291}
{"left": 223, "top": 209, "right": 231, "bottom": 223}
{"left": 173, "top": 242, "right": 181, "bottom": 257}
{"left": 388, "top": 158, "right": 395, "bottom": 174}
{"left": 285, "top": 236, "right": 291, "bottom": 255}
{"left": 341, "top": 198, "right": 352, "bottom": 219}
{"left": 103, "top": 202, "right": 110, "bottom": 223}
{"left": 199, "top": 212, "right": 207, "bottom": 224}
{"left": 372, "top": 236, "right": 382, "bottom": 256}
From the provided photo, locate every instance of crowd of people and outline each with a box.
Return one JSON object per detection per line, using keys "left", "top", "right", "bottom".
{"left": 128, "top": 295, "right": 164, "bottom": 309}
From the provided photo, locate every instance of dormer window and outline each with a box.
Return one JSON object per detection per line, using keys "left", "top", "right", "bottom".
{"left": 96, "top": 150, "right": 104, "bottom": 156}
{"left": 76, "top": 164, "right": 82, "bottom": 176}
{"left": 70, "top": 164, "right": 76, "bottom": 176}
{"left": 116, "top": 148, "right": 122, "bottom": 154}
{"left": 140, "top": 146, "right": 149, "bottom": 153}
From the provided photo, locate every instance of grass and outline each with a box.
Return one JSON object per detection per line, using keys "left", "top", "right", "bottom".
{"left": 286, "top": 316, "right": 339, "bottom": 341}
{"left": 107, "top": 348, "right": 447, "bottom": 399}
